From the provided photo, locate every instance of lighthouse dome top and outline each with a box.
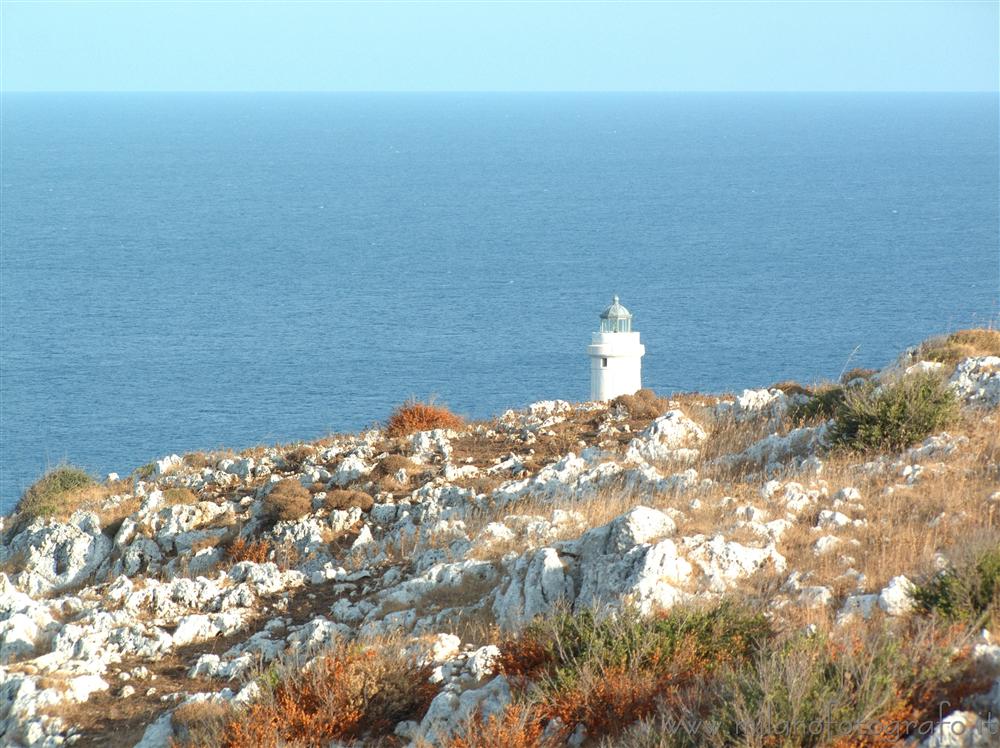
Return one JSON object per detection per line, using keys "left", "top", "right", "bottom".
{"left": 599, "top": 295, "right": 633, "bottom": 333}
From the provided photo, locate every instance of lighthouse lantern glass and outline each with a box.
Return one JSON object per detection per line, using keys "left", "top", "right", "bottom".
{"left": 600, "top": 296, "right": 632, "bottom": 334}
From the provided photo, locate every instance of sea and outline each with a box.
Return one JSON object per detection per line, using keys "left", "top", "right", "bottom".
{"left": 1, "top": 93, "right": 998, "bottom": 513}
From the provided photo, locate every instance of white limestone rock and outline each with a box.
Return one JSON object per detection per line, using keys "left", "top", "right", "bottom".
{"left": 575, "top": 537, "right": 691, "bottom": 615}
{"left": 467, "top": 645, "right": 501, "bottom": 681}
{"left": 411, "top": 429, "right": 455, "bottom": 464}
{"left": 682, "top": 535, "right": 785, "bottom": 593}
{"left": 722, "top": 423, "right": 831, "bottom": 472}
{"left": 838, "top": 593, "right": 879, "bottom": 623}
{"left": 153, "top": 454, "right": 182, "bottom": 477}
{"left": 920, "top": 710, "right": 996, "bottom": 748}
{"left": 625, "top": 410, "right": 707, "bottom": 464}
{"left": 2, "top": 513, "right": 112, "bottom": 595}
{"left": 731, "top": 388, "right": 788, "bottom": 422}
{"left": 493, "top": 548, "right": 573, "bottom": 631}
{"left": 134, "top": 710, "right": 175, "bottom": 748}
{"left": 798, "top": 586, "right": 833, "bottom": 608}
{"left": 418, "top": 675, "right": 511, "bottom": 742}
{"left": 0, "top": 613, "right": 48, "bottom": 664}
{"left": 878, "top": 575, "right": 915, "bottom": 616}
{"left": 171, "top": 611, "right": 246, "bottom": 647}
{"left": 950, "top": 356, "right": 1000, "bottom": 408}
{"left": 816, "top": 510, "right": 852, "bottom": 529}
{"left": 814, "top": 535, "right": 842, "bottom": 555}
{"left": 331, "top": 453, "right": 372, "bottom": 486}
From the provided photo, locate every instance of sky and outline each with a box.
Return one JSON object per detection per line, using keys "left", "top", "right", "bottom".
{"left": 1, "top": 1, "right": 997, "bottom": 92}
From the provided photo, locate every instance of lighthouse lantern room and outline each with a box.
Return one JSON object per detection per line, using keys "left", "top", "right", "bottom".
{"left": 588, "top": 295, "right": 645, "bottom": 401}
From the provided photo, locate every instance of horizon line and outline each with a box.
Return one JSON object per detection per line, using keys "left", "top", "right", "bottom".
{"left": 3, "top": 88, "right": 998, "bottom": 95}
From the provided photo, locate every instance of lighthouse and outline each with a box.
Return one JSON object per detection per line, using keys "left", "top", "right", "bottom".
{"left": 587, "top": 295, "right": 645, "bottom": 401}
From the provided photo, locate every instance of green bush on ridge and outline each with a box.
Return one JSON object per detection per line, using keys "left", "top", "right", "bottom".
{"left": 829, "top": 371, "right": 958, "bottom": 452}
{"left": 14, "top": 465, "right": 94, "bottom": 522}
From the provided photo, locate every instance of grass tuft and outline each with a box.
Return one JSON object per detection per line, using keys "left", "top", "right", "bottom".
{"left": 610, "top": 389, "right": 670, "bottom": 420}
{"left": 917, "top": 328, "right": 1000, "bottom": 366}
{"left": 227, "top": 537, "right": 272, "bottom": 564}
{"left": 385, "top": 399, "right": 464, "bottom": 438}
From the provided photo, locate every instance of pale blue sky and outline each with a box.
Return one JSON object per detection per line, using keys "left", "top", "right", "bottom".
{"left": 2, "top": 1, "right": 997, "bottom": 92}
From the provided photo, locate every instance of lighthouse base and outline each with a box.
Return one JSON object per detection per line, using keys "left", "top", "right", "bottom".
{"left": 587, "top": 331, "right": 645, "bottom": 401}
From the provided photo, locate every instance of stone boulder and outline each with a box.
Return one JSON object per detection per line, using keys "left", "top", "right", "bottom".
{"left": 625, "top": 410, "right": 707, "bottom": 464}
{"left": 1, "top": 513, "right": 112, "bottom": 595}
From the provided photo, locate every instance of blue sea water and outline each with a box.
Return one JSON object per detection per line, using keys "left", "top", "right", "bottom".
{"left": 1, "top": 93, "right": 998, "bottom": 514}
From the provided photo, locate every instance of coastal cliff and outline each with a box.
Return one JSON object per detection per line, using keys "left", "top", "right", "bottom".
{"left": 2, "top": 331, "right": 999, "bottom": 748}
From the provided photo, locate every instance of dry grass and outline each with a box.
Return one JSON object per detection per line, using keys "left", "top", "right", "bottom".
{"left": 263, "top": 479, "right": 313, "bottom": 522}
{"left": 181, "top": 452, "right": 214, "bottom": 471}
{"left": 418, "top": 572, "right": 499, "bottom": 615}
{"left": 162, "top": 487, "right": 199, "bottom": 506}
{"left": 282, "top": 444, "right": 314, "bottom": 471}
{"left": 840, "top": 367, "right": 878, "bottom": 384}
{"left": 610, "top": 389, "right": 671, "bottom": 420}
{"left": 385, "top": 399, "right": 464, "bottom": 438}
{"left": 324, "top": 489, "right": 374, "bottom": 512}
{"left": 227, "top": 537, "right": 272, "bottom": 564}
{"left": 370, "top": 454, "right": 422, "bottom": 492}
{"left": 917, "top": 328, "right": 1000, "bottom": 366}
{"left": 169, "top": 700, "right": 233, "bottom": 748}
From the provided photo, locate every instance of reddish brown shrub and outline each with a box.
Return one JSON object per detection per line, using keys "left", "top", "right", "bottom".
{"left": 539, "top": 666, "right": 670, "bottom": 742}
{"left": 282, "top": 444, "right": 314, "bottom": 470}
{"left": 263, "top": 479, "right": 313, "bottom": 522}
{"left": 496, "top": 633, "right": 554, "bottom": 681}
{"left": 385, "top": 400, "right": 464, "bottom": 438}
{"left": 219, "top": 645, "right": 437, "bottom": 747}
{"left": 442, "top": 703, "right": 549, "bottom": 748}
{"left": 324, "top": 489, "right": 374, "bottom": 512}
{"left": 228, "top": 537, "right": 271, "bottom": 564}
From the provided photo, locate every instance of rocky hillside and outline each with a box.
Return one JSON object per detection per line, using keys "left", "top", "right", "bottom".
{"left": 2, "top": 331, "right": 999, "bottom": 748}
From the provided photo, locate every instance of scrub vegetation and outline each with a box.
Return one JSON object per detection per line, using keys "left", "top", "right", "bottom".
{"left": 385, "top": 399, "right": 465, "bottom": 438}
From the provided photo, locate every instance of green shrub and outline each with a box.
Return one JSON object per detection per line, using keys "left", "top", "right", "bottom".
{"left": 829, "top": 371, "right": 958, "bottom": 452}
{"left": 612, "top": 624, "right": 963, "bottom": 748}
{"left": 840, "top": 367, "right": 878, "bottom": 384}
{"left": 15, "top": 465, "right": 94, "bottom": 521}
{"left": 492, "top": 604, "right": 771, "bottom": 746}
{"left": 913, "top": 546, "right": 1000, "bottom": 623}
{"left": 501, "top": 603, "right": 771, "bottom": 689}
{"left": 134, "top": 461, "right": 156, "bottom": 480}
{"left": 788, "top": 384, "right": 845, "bottom": 424}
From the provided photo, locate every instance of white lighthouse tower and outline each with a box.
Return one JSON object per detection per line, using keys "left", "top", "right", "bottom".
{"left": 588, "top": 295, "right": 645, "bottom": 401}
